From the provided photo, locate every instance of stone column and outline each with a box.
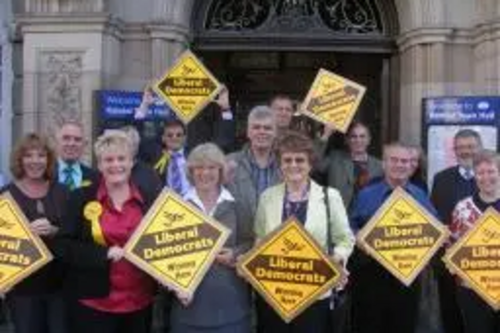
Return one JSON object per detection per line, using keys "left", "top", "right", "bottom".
{"left": 17, "top": 0, "right": 121, "bottom": 162}
{"left": 0, "top": 0, "right": 13, "bottom": 176}
{"left": 395, "top": 0, "right": 474, "bottom": 144}
{"left": 148, "top": 0, "right": 193, "bottom": 79}
{"left": 473, "top": 0, "right": 500, "bottom": 95}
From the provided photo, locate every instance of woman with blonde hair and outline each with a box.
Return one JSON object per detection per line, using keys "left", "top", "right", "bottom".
{"left": 169, "top": 142, "right": 253, "bottom": 333}
{"left": 56, "top": 131, "right": 157, "bottom": 333}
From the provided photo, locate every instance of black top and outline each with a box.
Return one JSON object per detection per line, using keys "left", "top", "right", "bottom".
{"left": 0, "top": 182, "right": 69, "bottom": 296}
{"left": 472, "top": 192, "right": 500, "bottom": 213}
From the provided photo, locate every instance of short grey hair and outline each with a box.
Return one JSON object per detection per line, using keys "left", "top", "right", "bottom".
{"left": 454, "top": 129, "right": 482, "bottom": 146}
{"left": 120, "top": 126, "right": 140, "bottom": 158}
{"left": 382, "top": 141, "right": 411, "bottom": 160}
{"left": 186, "top": 143, "right": 227, "bottom": 185}
{"left": 247, "top": 105, "right": 276, "bottom": 128}
{"left": 94, "top": 130, "right": 133, "bottom": 161}
{"left": 57, "top": 118, "right": 84, "bottom": 133}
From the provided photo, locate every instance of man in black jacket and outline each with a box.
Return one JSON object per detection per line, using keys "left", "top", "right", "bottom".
{"left": 54, "top": 120, "right": 99, "bottom": 190}
{"left": 430, "top": 128, "right": 482, "bottom": 333}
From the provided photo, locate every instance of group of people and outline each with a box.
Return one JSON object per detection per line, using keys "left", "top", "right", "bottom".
{"left": 0, "top": 88, "right": 497, "bottom": 333}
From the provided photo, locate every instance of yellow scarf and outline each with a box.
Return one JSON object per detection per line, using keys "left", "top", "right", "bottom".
{"left": 154, "top": 152, "right": 171, "bottom": 175}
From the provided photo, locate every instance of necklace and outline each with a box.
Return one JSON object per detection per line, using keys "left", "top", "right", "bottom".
{"left": 283, "top": 182, "right": 310, "bottom": 219}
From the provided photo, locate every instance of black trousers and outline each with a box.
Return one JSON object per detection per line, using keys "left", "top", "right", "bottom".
{"left": 457, "top": 286, "right": 500, "bottom": 333}
{"left": 7, "top": 293, "right": 68, "bottom": 333}
{"left": 350, "top": 258, "right": 420, "bottom": 333}
{"left": 69, "top": 301, "right": 152, "bottom": 333}
{"left": 434, "top": 258, "right": 464, "bottom": 333}
{"left": 256, "top": 295, "right": 330, "bottom": 333}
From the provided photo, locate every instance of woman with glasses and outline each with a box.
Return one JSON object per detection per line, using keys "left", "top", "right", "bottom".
{"left": 254, "top": 131, "right": 355, "bottom": 332}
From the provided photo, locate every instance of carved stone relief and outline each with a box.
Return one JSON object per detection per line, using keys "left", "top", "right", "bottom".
{"left": 38, "top": 51, "right": 83, "bottom": 135}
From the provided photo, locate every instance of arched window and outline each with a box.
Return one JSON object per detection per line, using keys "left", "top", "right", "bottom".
{"left": 193, "top": 0, "right": 398, "bottom": 51}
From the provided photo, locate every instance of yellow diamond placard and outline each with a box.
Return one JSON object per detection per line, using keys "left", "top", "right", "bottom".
{"left": 238, "top": 218, "right": 343, "bottom": 323}
{"left": 357, "top": 187, "right": 448, "bottom": 286}
{"left": 444, "top": 208, "right": 500, "bottom": 310}
{"left": 0, "top": 194, "right": 53, "bottom": 292}
{"left": 153, "top": 50, "right": 222, "bottom": 124}
{"left": 124, "top": 190, "right": 230, "bottom": 296}
{"left": 301, "top": 69, "right": 366, "bottom": 133}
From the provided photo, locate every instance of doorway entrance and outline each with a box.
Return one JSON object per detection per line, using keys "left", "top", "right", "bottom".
{"left": 199, "top": 50, "right": 388, "bottom": 151}
{"left": 192, "top": 0, "right": 399, "bottom": 151}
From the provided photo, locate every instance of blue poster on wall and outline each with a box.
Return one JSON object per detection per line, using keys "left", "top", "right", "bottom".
{"left": 422, "top": 96, "right": 500, "bottom": 188}
{"left": 98, "top": 90, "right": 172, "bottom": 120}
{"left": 95, "top": 90, "right": 175, "bottom": 140}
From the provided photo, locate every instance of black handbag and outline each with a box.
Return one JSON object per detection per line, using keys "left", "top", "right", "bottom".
{"left": 323, "top": 187, "right": 352, "bottom": 333}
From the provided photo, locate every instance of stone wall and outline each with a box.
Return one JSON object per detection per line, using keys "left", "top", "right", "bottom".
{"left": 14, "top": 0, "right": 500, "bottom": 149}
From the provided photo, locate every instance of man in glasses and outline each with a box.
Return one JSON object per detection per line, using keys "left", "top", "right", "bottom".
{"left": 146, "top": 119, "right": 191, "bottom": 196}
{"left": 349, "top": 142, "right": 437, "bottom": 333}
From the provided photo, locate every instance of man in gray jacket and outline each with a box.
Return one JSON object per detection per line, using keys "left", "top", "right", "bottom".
{"left": 226, "top": 105, "right": 282, "bottom": 228}
{"left": 317, "top": 121, "right": 383, "bottom": 208}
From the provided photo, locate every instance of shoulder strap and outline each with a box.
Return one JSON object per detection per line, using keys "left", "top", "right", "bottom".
{"left": 323, "top": 186, "right": 333, "bottom": 255}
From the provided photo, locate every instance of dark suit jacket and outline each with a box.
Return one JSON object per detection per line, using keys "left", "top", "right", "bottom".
{"left": 187, "top": 103, "right": 236, "bottom": 154}
{"left": 132, "top": 160, "right": 163, "bottom": 199}
{"left": 53, "top": 180, "right": 158, "bottom": 299}
{"left": 430, "top": 165, "right": 477, "bottom": 225}
{"left": 55, "top": 161, "right": 99, "bottom": 190}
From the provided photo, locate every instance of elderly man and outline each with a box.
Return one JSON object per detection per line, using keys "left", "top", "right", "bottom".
{"left": 430, "top": 129, "right": 483, "bottom": 333}
{"left": 349, "top": 142, "right": 437, "bottom": 333}
{"left": 227, "top": 105, "right": 281, "bottom": 227}
{"left": 55, "top": 120, "right": 98, "bottom": 190}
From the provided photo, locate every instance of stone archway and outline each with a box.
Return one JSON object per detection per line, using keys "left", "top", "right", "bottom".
{"left": 186, "top": 0, "right": 400, "bottom": 147}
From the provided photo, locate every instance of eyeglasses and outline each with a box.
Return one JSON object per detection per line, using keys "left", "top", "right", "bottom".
{"left": 166, "top": 133, "right": 184, "bottom": 138}
{"left": 282, "top": 157, "right": 308, "bottom": 165}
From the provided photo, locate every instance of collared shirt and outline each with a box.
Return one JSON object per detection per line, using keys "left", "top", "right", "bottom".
{"left": 81, "top": 181, "right": 155, "bottom": 313}
{"left": 184, "top": 187, "right": 234, "bottom": 217}
{"left": 458, "top": 165, "right": 475, "bottom": 180}
{"left": 248, "top": 149, "right": 278, "bottom": 197}
{"left": 167, "top": 149, "right": 191, "bottom": 196}
{"left": 58, "top": 159, "right": 83, "bottom": 188}
{"left": 349, "top": 179, "right": 438, "bottom": 233}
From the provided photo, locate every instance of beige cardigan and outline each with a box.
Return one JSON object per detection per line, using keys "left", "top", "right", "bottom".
{"left": 254, "top": 180, "right": 355, "bottom": 263}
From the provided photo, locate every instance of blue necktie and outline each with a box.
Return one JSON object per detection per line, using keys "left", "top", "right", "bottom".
{"left": 63, "top": 165, "right": 76, "bottom": 190}
{"left": 169, "top": 152, "right": 183, "bottom": 195}
{"left": 464, "top": 168, "right": 473, "bottom": 180}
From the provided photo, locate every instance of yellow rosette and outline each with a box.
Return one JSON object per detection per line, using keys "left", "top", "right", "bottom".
{"left": 83, "top": 201, "right": 106, "bottom": 246}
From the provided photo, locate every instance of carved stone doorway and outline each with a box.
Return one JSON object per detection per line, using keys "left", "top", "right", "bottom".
{"left": 192, "top": 0, "right": 399, "bottom": 150}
